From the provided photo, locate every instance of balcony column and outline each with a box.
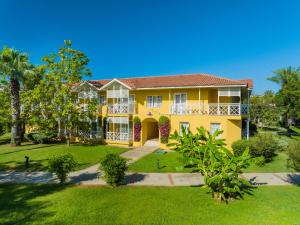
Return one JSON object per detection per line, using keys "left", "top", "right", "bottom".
{"left": 198, "top": 88, "right": 201, "bottom": 114}
{"left": 217, "top": 89, "right": 220, "bottom": 115}
{"left": 246, "top": 88, "right": 250, "bottom": 140}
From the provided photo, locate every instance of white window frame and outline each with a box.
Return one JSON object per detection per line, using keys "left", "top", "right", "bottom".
{"left": 147, "top": 95, "right": 162, "bottom": 108}
{"left": 174, "top": 93, "right": 187, "bottom": 105}
{"left": 210, "top": 123, "right": 221, "bottom": 138}
{"left": 179, "top": 122, "right": 190, "bottom": 135}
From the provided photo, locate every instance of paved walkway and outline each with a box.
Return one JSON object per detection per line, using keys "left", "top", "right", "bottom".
{"left": 1, "top": 169, "right": 300, "bottom": 186}
{"left": 120, "top": 145, "right": 158, "bottom": 164}
{"left": 1, "top": 146, "right": 299, "bottom": 186}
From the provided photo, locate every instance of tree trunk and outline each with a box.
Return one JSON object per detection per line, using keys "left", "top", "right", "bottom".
{"left": 10, "top": 75, "right": 21, "bottom": 146}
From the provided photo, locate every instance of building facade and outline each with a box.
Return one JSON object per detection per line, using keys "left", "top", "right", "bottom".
{"left": 72, "top": 73, "right": 253, "bottom": 149}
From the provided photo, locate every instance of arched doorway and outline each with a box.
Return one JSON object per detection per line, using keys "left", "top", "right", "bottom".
{"left": 142, "top": 118, "right": 159, "bottom": 146}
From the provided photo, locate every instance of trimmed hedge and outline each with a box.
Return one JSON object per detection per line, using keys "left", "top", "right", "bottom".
{"left": 158, "top": 116, "right": 170, "bottom": 144}
{"left": 287, "top": 141, "right": 300, "bottom": 171}
{"left": 232, "top": 133, "right": 282, "bottom": 165}
{"left": 133, "top": 116, "right": 141, "bottom": 142}
{"left": 25, "top": 131, "right": 57, "bottom": 144}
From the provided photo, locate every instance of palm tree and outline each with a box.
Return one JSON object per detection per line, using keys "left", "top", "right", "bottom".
{"left": 0, "top": 47, "right": 33, "bottom": 146}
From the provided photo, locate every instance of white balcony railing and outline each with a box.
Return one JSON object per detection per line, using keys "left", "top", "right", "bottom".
{"left": 106, "top": 132, "right": 132, "bottom": 142}
{"left": 107, "top": 103, "right": 135, "bottom": 114}
{"left": 170, "top": 103, "right": 249, "bottom": 116}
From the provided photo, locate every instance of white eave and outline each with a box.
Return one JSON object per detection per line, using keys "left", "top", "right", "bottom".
{"left": 72, "top": 80, "right": 100, "bottom": 92}
{"left": 99, "top": 78, "right": 132, "bottom": 90}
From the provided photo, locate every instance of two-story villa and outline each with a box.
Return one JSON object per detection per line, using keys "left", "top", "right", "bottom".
{"left": 73, "top": 73, "right": 253, "bottom": 148}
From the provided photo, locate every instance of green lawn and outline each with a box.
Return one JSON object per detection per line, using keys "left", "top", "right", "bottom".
{"left": 245, "top": 152, "right": 293, "bottom": 172}
{"left": 129, "top": 150, "right": 292, "bottom": 173}
{"left": 0, "top": 184, "right": 299, "bottom": 225}
{"left": 0, "top": 134, "right": 127, "bottom": 171}
{"left": 129, "top": 151, "right": 196, "bottom": 173}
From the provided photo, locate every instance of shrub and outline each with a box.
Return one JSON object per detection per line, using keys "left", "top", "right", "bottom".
{"left": 24, "top": 132, "right": 37, "bottom": 143}
{"left": 48, "top": 154, "right": 77, "bottom": 184}
{"left": 249, "top": 133, "right": 279, "bottom": 163}
{"left": 100, "top": 154, "right": 128, "bottom": 187}
{"left": 287, "top": 141, "right": 300, "bottom": 171}
{"left": 31, "top": 131, "right": 57, "bottom": 144}
{"left": 158, "top": 116, "right": 170, "bottom": 144}
{"left": 232, "top": 139, "right": 250, "bottom": 156}
{"left": 169, "top": 127, "right": 252, "bottom": 202}
{"left": 133, "top": 116, "right": 141, "bottom": 142}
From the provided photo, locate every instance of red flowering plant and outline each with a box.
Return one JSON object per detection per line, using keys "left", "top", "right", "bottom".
{"left": 133, "top": 116, "right": 141, "bottom": 142}
{"left": 158, "top": 116, "right": 170, "bottom": 144}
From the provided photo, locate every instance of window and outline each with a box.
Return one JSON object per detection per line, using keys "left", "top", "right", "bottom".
{"left": 179, "top": 122, "right": 190, "bottom": 135}
{"left": 147, "top": 96, "right": 162, "bottom": 108}
{"left": 99, "top": 95, "right": 105, "bottom": 105}
{"left": 210, "top": 123, "right": 221, "bottom": 138}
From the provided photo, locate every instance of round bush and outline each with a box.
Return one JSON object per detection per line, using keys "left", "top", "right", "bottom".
{"left": 48, "top": 154, "right": 77, "bottom": 184}
{"left": 100, "top": 154, "right": 128, "bottom": 187}
{"left": 287, "top": 141, "right": 300, "bottom": 171}
{"left": 232, "top": 139, "right": 250, "bottom": 156}
{"left": 249, "top": 133, "right": 279, "bottom": 162}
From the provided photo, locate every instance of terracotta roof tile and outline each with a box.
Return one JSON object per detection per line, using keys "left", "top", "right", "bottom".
{"left": 89, "top": 73, "right": 253, "bottom": 89}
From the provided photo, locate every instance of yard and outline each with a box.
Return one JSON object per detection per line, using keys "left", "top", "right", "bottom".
{"left": 129, "top": 150, "right": 293, "bottom": 173}
{"left": 0, "top": 134, "right": 127, "bottom": 171}
{"left": 0, "top": 184, "right": 299, "bottom": 225}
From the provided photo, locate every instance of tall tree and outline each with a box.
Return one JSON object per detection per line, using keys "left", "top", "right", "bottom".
{"left": 23, "top": 40, "right": 94, "bottom": 145}
{"left": 0, "top": 47, "right": 34, "bottom": 146}
{"left": 250, "top": 90, "right": 281, "bottom": 128}
{"left": 268, "top": 67, "right": 300, "bottom": 126}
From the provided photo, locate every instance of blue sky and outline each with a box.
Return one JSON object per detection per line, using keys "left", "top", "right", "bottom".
{"left": 1, "top": 0, "right": 300, "bottom": 93}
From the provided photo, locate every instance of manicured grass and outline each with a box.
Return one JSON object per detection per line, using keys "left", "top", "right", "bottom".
{"left": 245, "top": 152, "right": 293, "bottom": 173}
{"left": 129, "top": 150, "right": 195, "bottom": 173}
{"left": 0, "top": 184, "right": 299, "bottom": 225}
{"left": 0, "top": 135, "right": 127, "bottom": 171}
{"left": 129, "top": 150, "right": 292, "bottom": 173}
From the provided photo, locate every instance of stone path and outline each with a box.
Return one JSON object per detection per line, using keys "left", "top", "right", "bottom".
{"left": 1, "top": 146, "right": 299, "bottom": 186}
{"left": 1, "top": 170, "right": 300, "bottom": 186}
{"left": 120, "top": 145, "right": 158, "bottom": 164}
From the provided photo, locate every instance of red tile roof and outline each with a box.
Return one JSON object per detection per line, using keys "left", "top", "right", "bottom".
{"left": 89, "top": 73, "right": 253, "bottom": 89}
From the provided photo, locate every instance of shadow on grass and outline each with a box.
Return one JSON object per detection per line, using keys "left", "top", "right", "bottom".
{"left": 0, "top": 159, "right": 49, "bottom": 172}
{"left": 0, "top": 144, "right": 61, "bottom": 156}
{"left": 0, "top": 183, "right": 68, "bottom": 225}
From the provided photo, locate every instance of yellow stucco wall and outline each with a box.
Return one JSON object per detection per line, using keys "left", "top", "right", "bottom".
{"left": 92, "top": 87, "right": 244, "bottom": 149}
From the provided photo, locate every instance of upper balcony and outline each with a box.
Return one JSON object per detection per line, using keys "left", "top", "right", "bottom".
{"left": 107, "top": 103, "right": 136, "bottom": 114}
{"left": 170, "top": 103, "right": 249, "bottom": 116}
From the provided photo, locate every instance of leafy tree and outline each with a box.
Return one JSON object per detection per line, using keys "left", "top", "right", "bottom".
{"left": 23, "top": 40, "right": 95, "bottom": 145}
{"left": 169, "top": 127, "right": 252, "bottom": 202}
{"left": 250, "top": 90, "right": 281, "bottom": 128}
{"left": 0, "top": 47, "right": 34, "bottom": 146}
{"left": 268, "top": 67, "right": 300, "bottom": 126}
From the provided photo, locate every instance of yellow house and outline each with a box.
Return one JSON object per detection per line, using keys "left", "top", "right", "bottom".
{"left": 73, "top": 73, "right": 253, "bottom": 149}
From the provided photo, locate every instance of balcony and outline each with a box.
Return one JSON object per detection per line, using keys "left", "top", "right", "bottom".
{"left": 107, "top": 103, "right": 136, "bottom": 114}
{"left": 170, "top": 103, "right": 249, "bottom": 116}
{"left": 106, "top": 131, "right": 132, "bottom": 142}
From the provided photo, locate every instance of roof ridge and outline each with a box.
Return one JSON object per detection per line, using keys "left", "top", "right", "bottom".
{"left": 117, "top": 73, "right": 236, "bottom": 81}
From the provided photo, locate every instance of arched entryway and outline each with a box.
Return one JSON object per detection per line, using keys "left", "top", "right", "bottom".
{"left": 142, "top": 118, "right": 159, "bottom": 146}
